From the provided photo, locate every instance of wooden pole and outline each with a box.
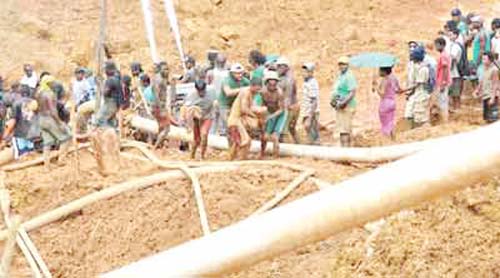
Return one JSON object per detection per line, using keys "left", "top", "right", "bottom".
{"left": 0, "top": 216, "right": 19, "bottom": 277}
{"left": 0, "top": 165, "right": 237, "bottom": 241}
{"left": 101, "top": 122, "right": 500, "bottom": 278}
{"left": 251, "top": 170, "right": 314, "bottom": 216}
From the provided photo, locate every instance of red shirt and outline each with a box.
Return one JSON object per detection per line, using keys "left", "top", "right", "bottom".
{"left": 436, "top": 52, "right": 452, "bottom": 87}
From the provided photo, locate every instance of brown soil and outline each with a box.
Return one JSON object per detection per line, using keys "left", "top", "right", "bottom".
{"left": 0, "top": 0, "right": 499, "bottom": 277}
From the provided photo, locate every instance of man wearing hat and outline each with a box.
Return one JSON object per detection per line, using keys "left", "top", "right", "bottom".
{"left": 300, "top": 62, "right": 320, "bottom": 144}
{"left": 330, "top": 56, "right": 357, "bottom": 147}
{"left": 219, "top": 63, "right": 250, "bottom": 139}
{"left": 261, "top": 71, "right": 286, "bottom": 158}
{"left": 276, "top": 57, "right": 300, "bottom": 144}
{"left": 451, "top": 8, "right": 468, "bottom": 36}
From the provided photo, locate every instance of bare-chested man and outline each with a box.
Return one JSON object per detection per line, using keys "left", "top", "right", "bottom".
{"left": 261, "top": 71, "right": 286, "bottom": 158}
{"left": 227, "top": 77, "right": 266, "bottom": 160}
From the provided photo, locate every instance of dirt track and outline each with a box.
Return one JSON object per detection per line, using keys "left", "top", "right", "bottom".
{"left": 0, "top": 0, "right": 499, "bottom": 277}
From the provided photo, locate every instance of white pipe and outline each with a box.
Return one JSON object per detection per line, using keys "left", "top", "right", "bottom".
{"left": 140, "top": 0, "right": 160, "bottom": 63}
{"left": 163, "top": 0, "right": 186, "bottom": 71}
{"left": 130, "top": 115, "right": 485, "bottom": 163}
{"left": 101, "top": 122, "right": 500, "bottom": 278}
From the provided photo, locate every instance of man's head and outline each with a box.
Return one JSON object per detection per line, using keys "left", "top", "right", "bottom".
{"left": 185, "top": 56, "right": 195, "bottom": 69}
{"left": 215, "top": 53, "right": 227, "bottom": 69}
{"left": 434, "top": 37, "right": 446, "bottom": 53}
{"left": 140, "top": 74, "right": 151, "bottom": 87}
{"left": 451, "top": 8, "right": 461, "bottom": 22}
{"left": 229, "top": 63, "right": 244, "bottom": 81}
{"left": 158, "top": 61, "right": 169, "bottom": 78}
{"left": 482, "top": 52, "right": 495, "bottom": 66}
{"left": 23, "top": 64, "right": 33, "bottom": 77}
{"left": 195, "top": 79, "right": 207, "bottom": 97}
{"left": 471, "top": 15, "right": 483, "bottom": 30}
{"left": 130, "top": 62, "right": 142, "bottom": 77}
{"left": 264, "top": 71, "right": 280, "bottom": 91}
{"left": 449, "top": 27, "right": 460, "bottom": 42}
{"left": 379, "top": 66, "right": 392, "bottom": 77}
{"left": 249, "top": 76, "right": 263, "bottom": 93}
{"left": 75, "top": 67, "right": 86, "bottom": 81}
{"left": 276, "top": 57, "right": 290, "bottom": 76}
{"left": 104, "top": 61, "right": 117, "bottom": 77}
{"left": 444, "top": 20, "right": 457, "bottom": 33}
{"left": 302, "top": 62, "right": 315, "bottom": 79}
{"left": 337, "top": 56, "right": 349, "bottom": 73}
{"left": 410, "top": 46, "right": 425, "bottom": 63}
{"left": 492, "top": 18, "right": 500, "bottom": 33}
{"left": 249, "top": 50, "right": 266, "bottom": 68}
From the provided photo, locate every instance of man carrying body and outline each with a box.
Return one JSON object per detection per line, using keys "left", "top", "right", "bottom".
{"left": 38, "top": 75, "right": 72, "bottom": 169}
{"left": 227, "top": 77, "right": 266, "bottom": 160}
{"left": 261, "top": 71, "right": 286, "bottom": 158}
{"left": 184, "top": 80, "right": 215, "bottom": 159}
{"left": 276, "top": 57, "right": 299, "bottom": 144}
{"left": 220, "top": 63, "right": 250, "bottom": 141}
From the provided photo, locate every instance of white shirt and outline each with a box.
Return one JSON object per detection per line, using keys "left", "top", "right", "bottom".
{"left": 301, "top": 77, "right": 320, "bottom": 117}
{"left": 443, "top": 36, "right": 452, "bottom": 55}
{"left": 492, "top": 37, "right": 500, "bottom": 60}
{"left": 450, "top": 42, "right": 462, "bottom": 78}
{"left": 20, "top": 73, "right": 38, "bottom": 89}
{"left": 212, "top": 68, "right": 229, "bottom": 99}
{"left": 72, "top": 78, "right": 91, "bottom": 105}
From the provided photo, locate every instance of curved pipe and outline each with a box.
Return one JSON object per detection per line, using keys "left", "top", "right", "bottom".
{"left": 102, "top": 122, "right": 500, "bottom": 278}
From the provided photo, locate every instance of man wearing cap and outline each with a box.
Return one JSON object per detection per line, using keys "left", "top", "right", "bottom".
{"left": 331, "top": 56, "right": 357, "bottom": 147}
{"left": 300, "top": 62, "right": 320, "bottom": 144}
{"left": 276, "top": 57, "right": 300, "bottom": 144}
{"left": 227, "top": 77, "right": 266, "bottom": 160}
{"left": 405, "top": 46, "right": 432, "bottom": 128}
{"left": 451, "top": 8, "right": 468, "bottom": 36}
{"left": 261, "top": 71, "right": 286, "bottom": 158}
{"left": 183, "top": 79, "right": 215, "bottom": 159}
{"left": 220, "top": 63, "right": 250, "bottom": 139}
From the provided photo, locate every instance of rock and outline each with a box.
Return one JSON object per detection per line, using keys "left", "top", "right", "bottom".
{"left": 217, "top": 25, "right": 240, "bottom": 41}
{"left": 211, "top": 0, "right": 223, "bottom": 5}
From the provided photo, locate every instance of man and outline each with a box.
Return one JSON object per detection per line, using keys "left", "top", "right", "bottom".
{"left": 152, "top": 61, "right": 173, "bottom": 147}
{"left": 72, "top": 67, "right": 92, "bottom": 109}
{"left": 300, "top": 62, "right": 320, "bottom": 144}
{"left": 219, "top": 63, "right": 250, "bottom": 140}
{"left": 181, "top": 56, "right": 197, "bottom": 84}
{"left": 227, "top": 77, "right": 266, "bottom": 160}
{"left": 435, "top": 37, "right": 451, "bottom": 123}
{"left": 210, "top": 53, "right": 229, "bottom": 135}
{"left": 451, "top": 8, "right": 468, "bottom": 36}
{"left": 404, "top": 47, "right": 432, "bottom": 128}
{"left": 449, "top": 28, "right": 465, "bottom": 111}
{"left": 471, "top": 16, "right": 491, "bottom": 67}
{"left": 276, "top": 57, "right": 299, "bottom": 144}
{"left": 261, "top": 71, "right": 286, "bottom": 158}
{"left": 249, "top": 50, "right": 267, "bottom": 80}
{"left": 92, "top": 61, "right": 122, "bottom": 175}
{"left": 37, "top": 75, "right": 72, "bottom": 169}
{"left": 474, "top": 52, "right": 499, "bottom": 123}
{"left": 20, "top": 64, "right": 38, "bottom": 95}
{"left": 331, "top": 56, "right": 357, "bottom": 147}
{"left": 184, "top": 80, "right": 215, "bottom": 159}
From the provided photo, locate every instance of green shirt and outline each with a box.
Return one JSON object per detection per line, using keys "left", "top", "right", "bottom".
{"left": 219, "top": 75, "right": 250, "bottom": 109}
{"left": 331, "top": 70, "right": 357, "bottom": 108}
{"left": 457, "top": 21, "right": 468, "bottom": 36}
{"left": 251, "top": 66, "right": 265, "bottom": 80}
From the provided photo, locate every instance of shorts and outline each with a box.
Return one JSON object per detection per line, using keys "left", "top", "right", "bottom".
{"left": 412, "top": 91, "right": 430, "bottom": 124}
{"left": 265, "top": 111, "right": 287, "bottom": 136}
{"left": 404, "top": 93, "right": 416, "bottom": 119}
{"left": 483, "top": 98, "right": 499, "bottom": 123}
{"left": 336, "top": 106, "right": 355, "bottom": 134}
{"left": 449, "top": 78, "right": 462, "bottom": 97}
{"left": 12, "top": 137, "right": 35, "bottom": 160}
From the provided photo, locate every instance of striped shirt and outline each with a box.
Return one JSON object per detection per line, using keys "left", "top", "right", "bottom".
{"left": 301, "top": 77, "right": 320, "bottom": 117}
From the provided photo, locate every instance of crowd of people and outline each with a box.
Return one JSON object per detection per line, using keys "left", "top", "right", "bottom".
{"left": 0, "top": 7, "right": 498, "bottom": 169}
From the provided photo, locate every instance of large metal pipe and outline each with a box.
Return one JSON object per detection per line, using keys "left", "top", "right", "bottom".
{"left": 102, "top": 122, "right": 500, "bottom": 278}
{"left": 130, "top": 115, "right": 483, "bottom": 163}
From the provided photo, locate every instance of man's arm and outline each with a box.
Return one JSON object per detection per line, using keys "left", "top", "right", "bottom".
{"left": 267, "top": 91, "right": 285, "bottom": 120}
{"left": 223, "top": 84, "right": 247, "bottom": 97}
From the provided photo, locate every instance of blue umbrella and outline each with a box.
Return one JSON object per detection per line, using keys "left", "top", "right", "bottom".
{"left": 349, "top": 52, "right": 398, "bottom": 68}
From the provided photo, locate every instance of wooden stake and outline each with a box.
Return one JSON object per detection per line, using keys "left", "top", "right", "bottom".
{"left": 0, "top": 216, "right": 20, "bottom": 277}
{"left": 251, "top": 170, "right": 314, "bottom": 216}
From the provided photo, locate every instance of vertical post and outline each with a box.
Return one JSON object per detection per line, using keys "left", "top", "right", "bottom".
{"left": 95, "top": 0, "right": 107, "bottom": 113}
